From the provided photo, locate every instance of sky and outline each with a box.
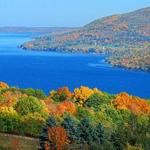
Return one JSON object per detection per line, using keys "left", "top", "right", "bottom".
{"left": 0, "top": 0, "right": 150, "bottom": 27}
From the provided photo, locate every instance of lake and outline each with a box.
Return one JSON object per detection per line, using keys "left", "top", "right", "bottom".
{"left": 0, "top": 32, "right": 150, "bottom": 98}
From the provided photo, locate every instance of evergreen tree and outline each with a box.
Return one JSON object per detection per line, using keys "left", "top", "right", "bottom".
{"left": 39, "top": 116, "right": 56, "bottom": 150}
{"left": 62, "top": 116, "right": 79, "bottom": 143}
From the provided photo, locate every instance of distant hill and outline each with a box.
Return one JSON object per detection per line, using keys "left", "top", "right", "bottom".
{"left": 0, "top": 26, "right": 77, "bottom": 33}
{"left": 21, "top": 7, "right": 150, "bottom": 51}
{"left": 21, "top": 7, "right": 150, "bottom": 71}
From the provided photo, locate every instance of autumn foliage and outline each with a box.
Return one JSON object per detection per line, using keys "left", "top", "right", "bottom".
{"left": 45, "top": 127, "right": 68, "bottom": 150}
{"left": 49, "top": 87, "right": 72, "bottom": 102}
{"left": 0, "top": 82, "right": 9, "bottom": 89}
{"left": 74, "top": 86, "right": 93, "bottom": 103}
{"left": 57, "top": 101, "right": 76, "bottom": 115}
{"left": 46, "top": 101, "right": 76, "bottom": 115}
{"left": 0, "top": 91, "right": 27, "bottom": 107}
{"left": 73, "top": 86, "right": 102, "bottom": 106}
{"left": 57, "top": 87, "right": 72, "bottom": 99}
{"left": 113, "top": 92, "right": 150, "bottom": 115}
{"left": 0, "top": 81, "right": 150, "bottom": 150}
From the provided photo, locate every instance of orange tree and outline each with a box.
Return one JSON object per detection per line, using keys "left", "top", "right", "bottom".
{"left": 0, "top": 81, "right": 9, "bottom": 89}
{"left": 46, "top": 127, "right": 68, "bottom": 150}
{"left": 39, "top": 117, "right": 68, "bottom": 150}
{"left": 46, "top": 101, "right": 76, "bottom": 116}
{"left": 113, "top": 92, "right": 150, "bottom": 115}
{"left": 0, "top": 91, "right": 27, "bottom": 107}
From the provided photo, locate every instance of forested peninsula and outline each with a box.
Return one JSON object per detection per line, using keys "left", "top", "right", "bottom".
{"left": 21, "top": 7, "right": 150, "bottom": 72}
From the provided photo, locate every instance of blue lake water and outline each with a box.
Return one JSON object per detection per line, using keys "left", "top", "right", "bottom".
{"left": 0, "top": 32, "right": 150, "bottom": 98}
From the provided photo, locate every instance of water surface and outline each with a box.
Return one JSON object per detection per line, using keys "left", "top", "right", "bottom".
{"left": 0, "top": 32, "right": 150, "bottom": 98}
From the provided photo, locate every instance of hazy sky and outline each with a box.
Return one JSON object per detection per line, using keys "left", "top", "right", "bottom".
{"left": 0, "top": 0, "right": 150, "bottom": 27}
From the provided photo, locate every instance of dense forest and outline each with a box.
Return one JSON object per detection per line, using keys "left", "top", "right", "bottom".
{"left": 21, "top": 7, "right": 150, "bottom": 72}
{"left": 107, "top": 49, "right": 150, "bottom": 72}
{"left": 0, "top": 81, "right": 150, "bottom": 150}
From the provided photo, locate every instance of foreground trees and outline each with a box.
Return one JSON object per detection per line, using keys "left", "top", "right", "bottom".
{"left": 0, "top": 82, "right": 149, "bottom": 150}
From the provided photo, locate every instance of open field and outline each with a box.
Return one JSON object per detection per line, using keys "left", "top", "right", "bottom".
{"left": 0, "top": 133, "right": 39, "bottom": 150}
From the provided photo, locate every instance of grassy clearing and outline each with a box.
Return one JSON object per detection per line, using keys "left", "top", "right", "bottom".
{"left": 0, "top": 133, "right": 39, "bottom": 150}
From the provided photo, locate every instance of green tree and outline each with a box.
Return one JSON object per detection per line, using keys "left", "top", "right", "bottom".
{"left": 22, "top": 112, "right": 46, "bottom": 137}
{"left": 21, "top": 88, "right": 46, "bottom": 99}
{"left": 99, "top": 104, "right": 124, "bottom": 126}
{"left": 78, "top": 117, "right": 95, "bottom": 144}
{"left": 14, "top": 96, "right": 44, "bottom": 115}
{"left": 95, "top": 123, "right": 105, "bottom": 144}
{"left": 62, "top": 116, "right": 79, "bottom": 143}
{"left": 85, "top": 93, "right": 113, "bottom": 111}
{"left": 0, "top": 107, "right": 21, "bottom": 133}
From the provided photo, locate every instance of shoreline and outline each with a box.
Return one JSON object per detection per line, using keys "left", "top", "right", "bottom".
{"left": 21, "top": 46, "right": 150, "bottom": 74}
